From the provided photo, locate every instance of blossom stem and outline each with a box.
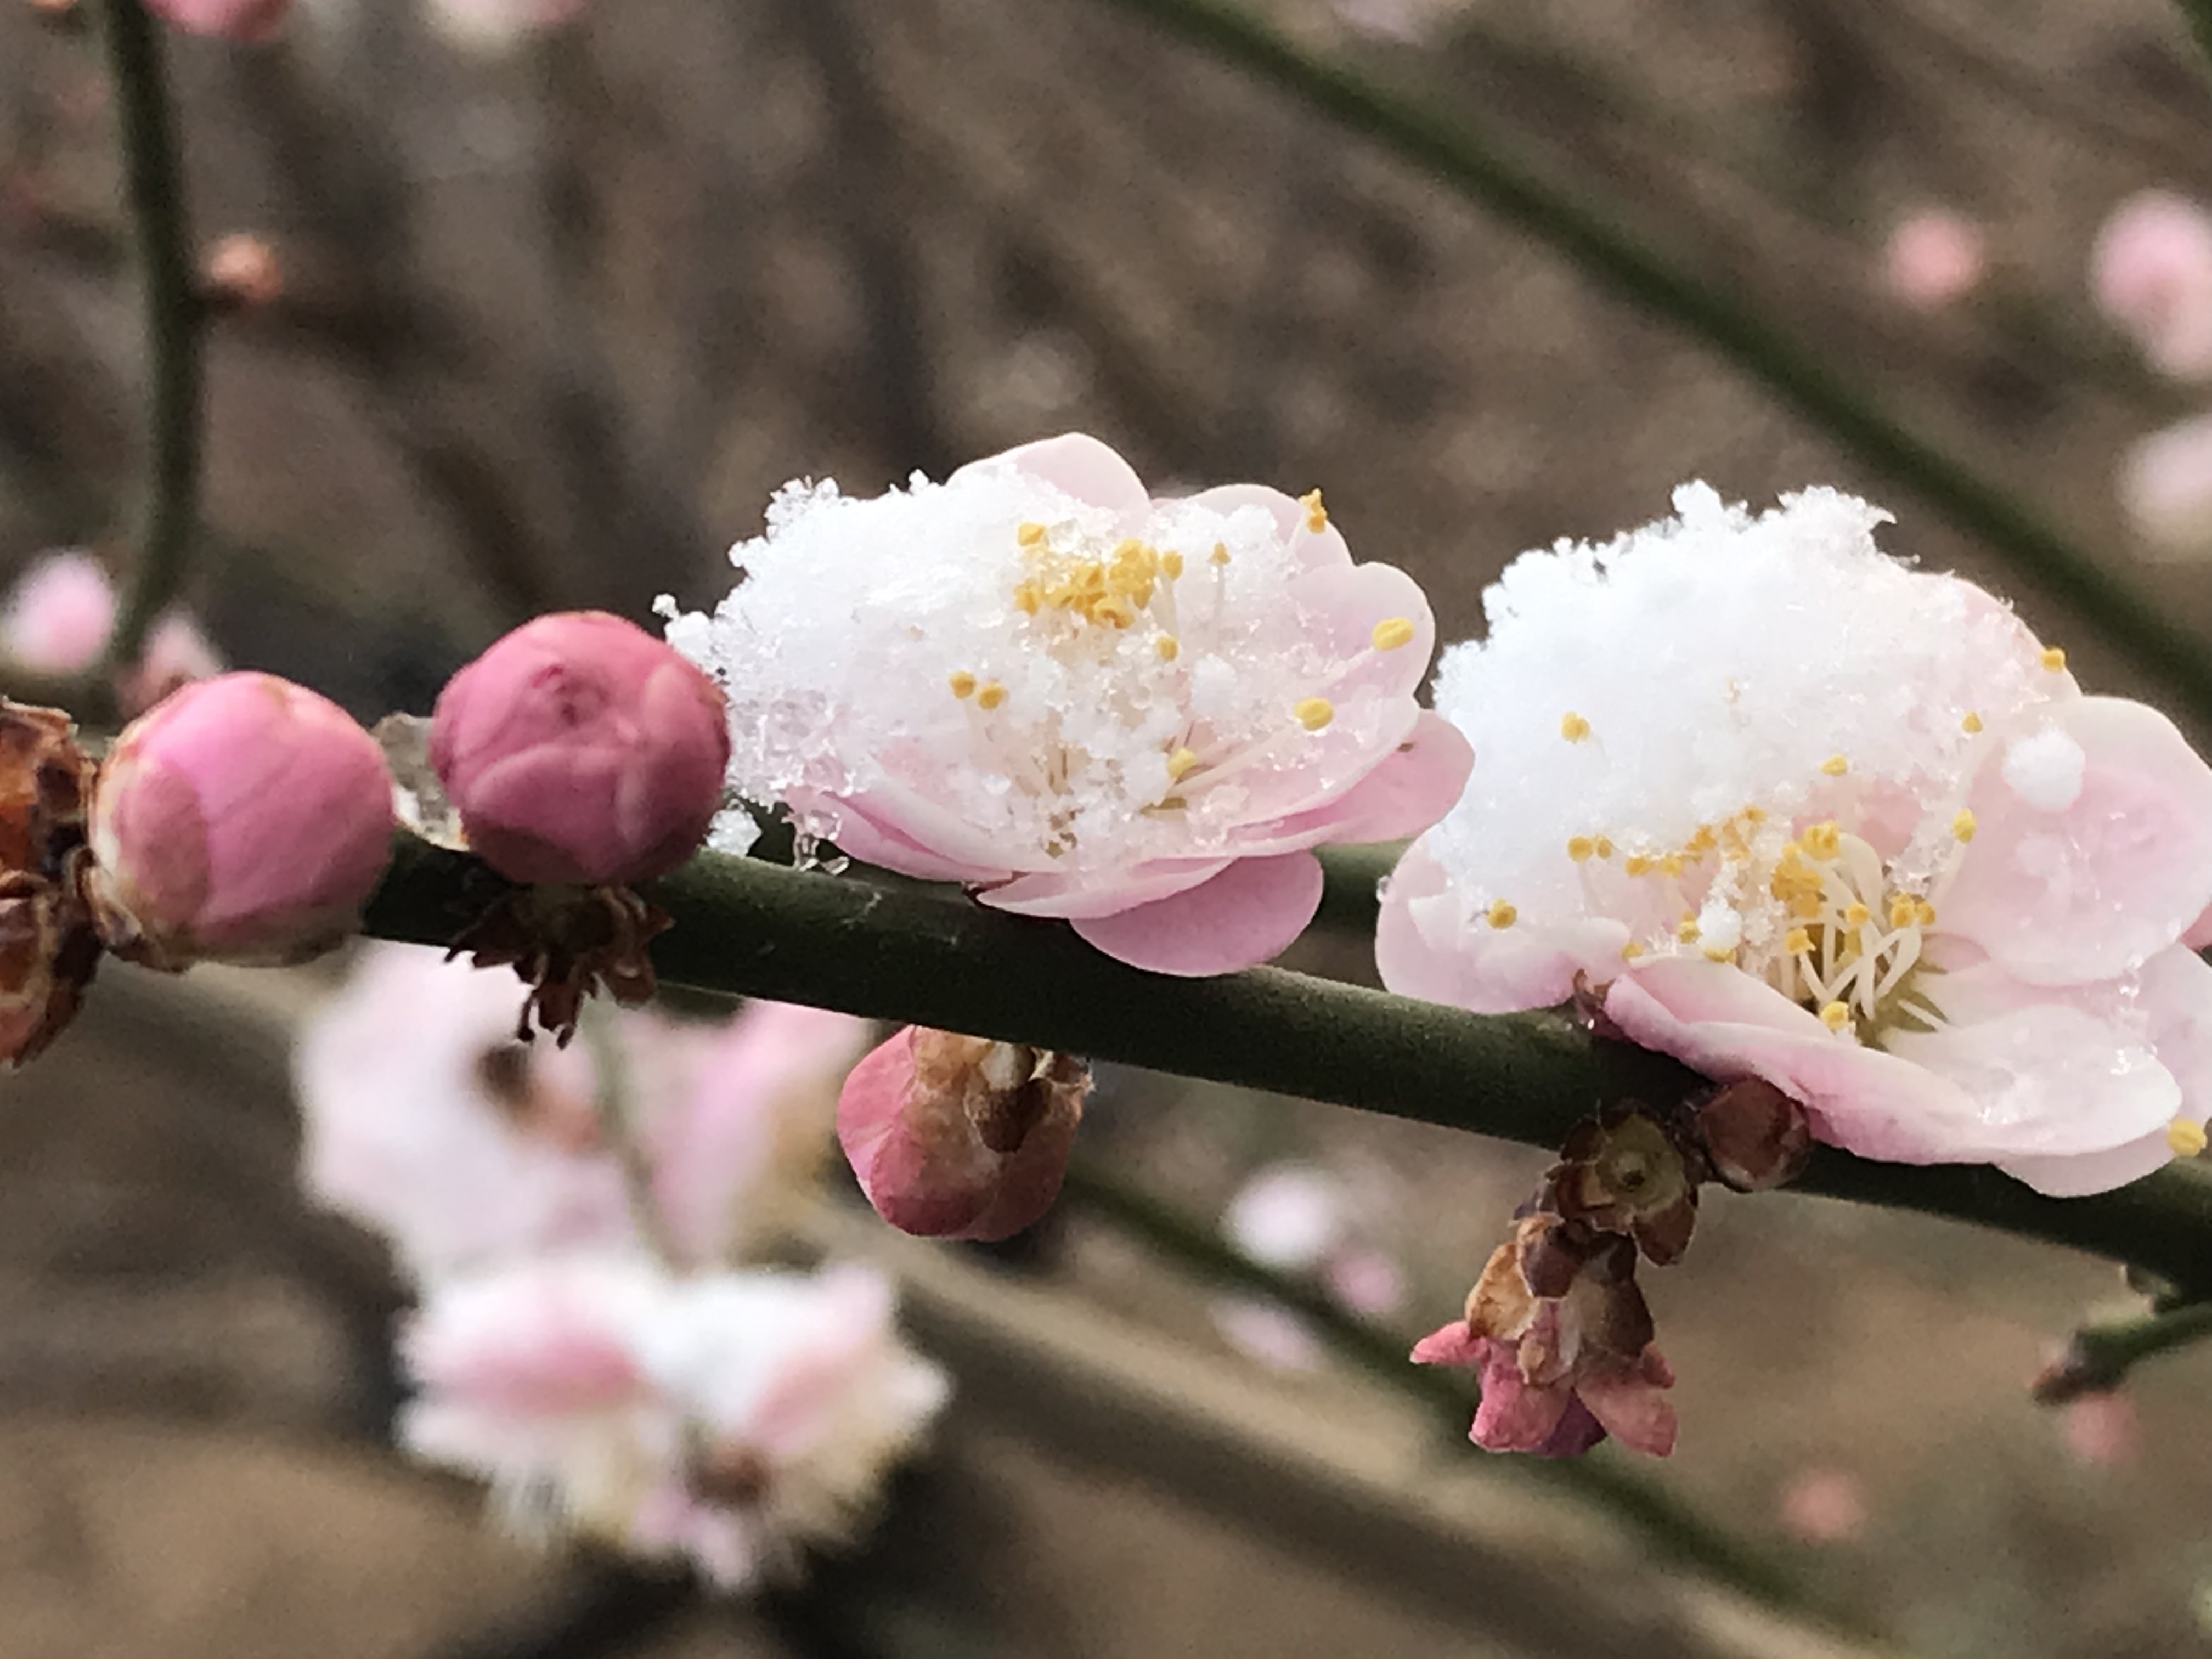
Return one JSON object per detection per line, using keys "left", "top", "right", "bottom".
{"left": 1060, "top": 1160, "right": 1855, "bottom": 1628}
{"left": 1088, "top": 0, "right": 2212, "bottom": 727}
{"left": 94, "top": 0, "right": 204, "bottom": 671}
{"left": 2032, "top": 1297, "right": 2212, "bottom": 1404}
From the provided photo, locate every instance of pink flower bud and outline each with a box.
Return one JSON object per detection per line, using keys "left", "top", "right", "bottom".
{"left": 837, "top": 1027, "right": 1087, "bottom": 1242}
{"left": 88, "top": 673, "right": 394, "bottom": 969}
{"left": 1, "top": 552, "right": 115, "bottom": 674}
{"left": 144, "top": 0, "right": 291, "bottom": 40}
{"left": 431, "top": 611, "right": 729, "bottom": 888}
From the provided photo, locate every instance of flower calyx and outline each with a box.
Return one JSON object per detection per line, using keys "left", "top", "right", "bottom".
{"left": 0, "top": 701, "right": 100, "bottom": 1066}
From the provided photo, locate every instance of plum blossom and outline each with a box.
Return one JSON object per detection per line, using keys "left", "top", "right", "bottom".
{"left": 297, "top": 942, "right": 867, "bottom": 1276}
{"left": 1212, "top": 1161, "right": 1407, "bottom": 1370}
{"left": 2118, "top": 414, "right": 2212, "bottom": 561}
{"left": 0, "top": 551, "right": 223, "bottom": 713}
{"left": 400, "top": 1252, "right": 946, "bottom": 1588}
{"left": 662, "top": 433, "right": 1470, "bottom": 975}
{"left": 1378, "top": 483, "right": 2212, "bottom": 1195}
{"left": 1882, "top": 210, "right": 1987, "bottom": 312}
{"left": 2092, "top": 191, "right": 2212, "bottom": 381}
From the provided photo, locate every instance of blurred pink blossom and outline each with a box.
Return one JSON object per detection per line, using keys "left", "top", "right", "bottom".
{"left": 1211, "top": 1161, "right": 1408, "bottom": 1370}
{"left": 0, "top": 551, "right": 222, "bottom": 712}
{"left": 2062, "top": 1391, "right": 2140, "bottom": 1467}
{"left": 401, "top": 1252, "right": 946, "bottom": 1588}
{"left": 665, "top": 433, "right": 1472, "bottom": 975}
{"left": 2092, "top": 190, "right": 2212, "bottom": 380}
{"left": 432, "top": 610, "right": 729, "bottom": 887}
{"left": 837, "top": 1027, "right": 1086, "bottom": 1242}
{"left": 2118, "top": 414, "right": 2212, "bottom": 561}
{"left": 87, "top": 672, "right": 393, "bottom": 969}
{"left": 145, "top": 0, "right": 290, "bottom": 39}
{"left": 1380, "top": 484, "right": 2212, "bottom": 1195}
{"left": 423, "top": 0, "right": 585, "bottom": 54}
{"left": 297, "top": 943, "right": 867, "bottom": 1277}
{"left": 1778, "top": 1466, "right": 1868, "bottom": 1543}
{"left": 1882, "top": 210, "right": 1986, "bottom": 311}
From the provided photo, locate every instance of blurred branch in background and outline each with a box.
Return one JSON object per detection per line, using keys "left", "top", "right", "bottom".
{"left": 364, "top": 838, "right": 2212, "bottom": 1294}
{"left": 2174, "top": 0, "right": 2212, "bottom": 75}
{"left": 94, "top": 0, "right": 201, "bottom": 668}
{"left": 2034, "top": 1296, "right": 2212, "bottom": 1402}
{"left": 1092, "top": 0, "right": 2212, "bottom": 729}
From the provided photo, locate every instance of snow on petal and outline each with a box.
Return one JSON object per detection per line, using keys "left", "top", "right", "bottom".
{"left": 665, "top": 434, "right": 1462, "bottom": 974}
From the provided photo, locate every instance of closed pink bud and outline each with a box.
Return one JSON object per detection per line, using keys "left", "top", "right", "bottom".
{"left": 88, "top": 673, "right": 394, "bottom": 969}
{"left": 837, "top": 1027, "right": 1087, "bottom": 1242}
{"left": 144, "top": 0, "right": 291, "bottom": 39}
{"left": 0, "top": 552, "right": 114, "bottom": 674}
{"left": 431, "top": 611, "right": 729, "bottom": 887}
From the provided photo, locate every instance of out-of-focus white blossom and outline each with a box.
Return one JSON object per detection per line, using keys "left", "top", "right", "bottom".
{"left": 2118, "top": 414, "right": 2212, "bottom": 561}
{"left": 2092, "top": 191, "right": 2212, "bottom": 381}
{"left": 402, "top": 1252, "right": 947, "bottom": 1588}
{"left": 422, "top": 0, "right": 584, "bottom": 55}
{"left": 1379, "top": 483, "right": 2212, "bottom": 1195}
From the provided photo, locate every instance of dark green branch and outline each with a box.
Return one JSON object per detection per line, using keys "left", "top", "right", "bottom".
{"left": 1092, "top": 0, "right": 2212, "bottom": 730}
{"left": 97, "top": 0, "right": 204, "bottom": 667}
{"left": 360, "top": 839, "right": 2212, "bottom": 1294}
{"left": 2033, "top": 1297, "right": 2212, "bottom": 1403}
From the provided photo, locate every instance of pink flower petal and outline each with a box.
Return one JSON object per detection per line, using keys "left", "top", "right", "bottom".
{"left": 1376, "top": 839, "right": 1628, "bottom": 1012}
{"left": 1576, "top": 1367, "right": 1678, "bottom": 1457}
{"left": 1233, "top": 710, "right": 1472, "bottom": 854}
{"left": 1181, "top": 482, "right": 1353, "bottom": 572}
{"left": 1070, "top": 851, "right": 1325, "bottom": 974}
{"left": 793, "top": 787, "right": 1018, "bottom": 885}
{"left": 1410, "top": 1319, "right": 1483, "bottom": 1369}
{"left": 1288, "top": 560, "right": 1437, "bottom": 702}
{"left": 1939, "top": 697, "right": 2212, "bottom": 986}
{"left": 980, "top": 857, "right": 1231, "bottom": 921}
{"left": 958, "top": 433, "right": 1150, "bottom": 528}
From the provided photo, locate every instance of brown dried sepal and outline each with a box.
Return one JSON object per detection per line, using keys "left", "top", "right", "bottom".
{"left": 1465, "top": 1214, "right": 1657, "bottom": 1376}
{"left": 453, "top": 881, "right": 670, "bottom": 1046}
{"left": 1542, "top": 1101, "right": 1701, "bottom": 1266}
{"left": 909, "top": 1030, "right": 1088, "bottom": 1159}
{"left": 1692, "top": 1077, "right": 1814, "bottom": 1192}
{"left": 0, "top": 701, "right": 101, "bottom": 1066}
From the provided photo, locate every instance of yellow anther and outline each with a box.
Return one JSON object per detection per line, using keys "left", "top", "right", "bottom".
{"left": 1660, "top": 853, "right": 1685, "bottom": 877}
{"left": 1486, "top": 899, "right": 1517, "bottom": 929}
{"left": 1844, "top": 901, "right": 1871, "bottom": 929}
{"left": 976, "top": 681, "right": 1007, "bottom": 711}
{"left": 1560, "top": 711, "right": 1592, "bottom": 742}
{"left": 1593, "top": 835, "right": 1615, "bottom": 859}
{"left": 1915, "top": 899, "right": 1938, "bottom": 927}
{"left": 1685, "top": 825, "right": 1717, "bottom": 856}
{"left": 1742, "top": 804, "right": 1769, "bottom": 824}
{"left": 1821, "top": 753, "right": 1849, "bottom": 777}
{"left": 1161, "top": 549, "right": 1184, "bottom": 579}
{"left": 1094, "top": 595, "right": 1137, "bottom": 629}
{"left": 1294, "top": 697, "right": 1335, "bottom": 731}
{"left": 2168, "top": 1117, "right": 2208, "bottom": 1158}
{"left": 2041, "top": 646, "right": 2068, "bottom": 673}
{"left": 1166, "top": 747, "right": 1200, "bottom": 781}
{"left": 1676, "top": 918, "right": 1701, "bottom": 943}
{"left": 1889, "top": 895, "right": 1917, "bottom": 929}
{"left": 1013, "top": 582, "right": 1042, "bottom": 616}
{"left": 1621, "top": 939, "right": 1645, "bottom": 961}
{"left": 1566, "top": 836, "right": 1596, "bottom": 862}
{"left": 1624, "top": 854, "right": 1652, "bottom": 877}
{"left": 1783, "top": 927, "right": 1812, "bottom": 955}
{"left": 1210, "top": 541, "right": 1232, "bottom": 566}
{"left": 1802, "top": 822, "right": 1841, "bottom": 860}
{"left": 1300, "top": 488, "right": 1329, "bottom": 532}
{"left": 1961, "top": 710, "right": 1984, "bottom": 734}
{"left": 1154, "top": 634, "right": 1181, "bottom": 662}
{"left": 1951, "top": 808, "right": 1977, "bottom": 843}
{"left": 1017, "top": 521, "right": 1048, "bottom": 547}
{"left": 948, "top": 671, "right": 978, "bottom": 699}
{"left": 1371, "top": 617, "right": 1417, "bottom": 651}
{"left": 1819, "top": 1001, "right": 1852, "bottom": 1031}
{"left": 1791, "top": 894, "right": 1824, "bottom": 921}
{"left": 1704, "top": 946, "right": 1734, "bottom": 962}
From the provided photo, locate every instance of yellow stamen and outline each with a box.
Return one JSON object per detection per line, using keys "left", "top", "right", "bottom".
{"left": 2041, "top": 646, "right": 2067, "bottom": 673}
{"left": 1784, "top": 927, "right": 1812, "bottom": 955}
{"left": 1371, "top": 617, "right": 1417, "bottom": 651}
{"left": 1295, "top": 697, "right": 1335, "bottom": 731}
{"left": 1161, "top": 549, "right": 1184, "bottom": 579}
{"left": 1560, "top": 711, "right": 1592, "bottom": 742}
{"left": 1821, "top": 753, "right": 1849, "bottom": 777}
{"left": 1685, "top": 825, "right": 1717, "bottom": 856}
{"left": 1844, "top": 901, "right": 1871, "bottom": 929}
{"left": 1624, "top": 854, "right": 1652, "bottom": 877}
{"left": 1802, "top": 822, "right": 1841, "bottom": 860}
{"left": 1704, "top": 946, "right": 1734, "bottom": 962}
{"left": 1166, "top": 747, "right": 1200, "bottom": 781}
{"left": 976, "top": 681, "right": 1007, "bottom": 711}
{"left": 1660, "top": 854, "right": 1685, "bottom": 877}
{"left": 1566, "top": 836, "right": 1595, "bottom": 862}
{"left": 1889, "top": 895, "right": 1917, "bottom": 929}
{"left": 1210, "top": 541, "right": 1231, "bottom": 566}
{"left": 1017, "top": 521, "right": 1047, "bottom": 547}
{"left": 948, "top": 671, "right": 977, "bottom": 699}
{"left": 1952, "top": 808, "right": 1977, "bottom": 843}
{"left": 1593, "top": 835, "right": 1615, "bottom": 859}
{"left": 2168, "top": 1117, "right": 2208, "bottom": 1158}
{"left": 1742, "top": 804, "right": 1769, "bottom": 824}
{"left": 1676, "top": 918, "right": 1701, "bottom": 943}
{"left": 1300, "top": 488, "right": 1328, "bottom": 532}
{"left": 1915, "top": 899, "right": 1938, "bottom": 927}
{"left": 1620, "top": 939, "right": 1645, "bottom": 961}
{"left": 1013, "top": 582, "right": 1042, "bottom": 616}
{"left": 1486, "top": 899, "right": 1517, "bottom": 929}
{"left": 1155, "top": 634, "right": 1180, "bottom": 662}
{"left": 1961, "top": 710, "right": 1984, "bottom": 734}
{"left": 1819, "top": 1001, "right": 1852, "bottom": 1031}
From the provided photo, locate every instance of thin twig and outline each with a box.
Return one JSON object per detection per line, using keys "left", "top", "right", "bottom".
{"left": 2033, "top": 1297, "right": 2212, "bottom": 1403}
{"left": 95, "top": 0, "right": 204, "bottom": 667}
{"left": 360, "top": 839, "right": 2212, "bottom": 1295}
{"left": 575, "top": 1003, "right": 681, "bottom": 1268}
{"left": 1089, "top": 0, "right": 2212, "bottom": 730}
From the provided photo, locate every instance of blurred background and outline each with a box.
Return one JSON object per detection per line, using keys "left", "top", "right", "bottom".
{"left": 4, "top": 0, "right": 2212, "bottom": 1654}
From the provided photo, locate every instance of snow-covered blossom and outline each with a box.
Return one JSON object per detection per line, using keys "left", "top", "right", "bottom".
{"left": 1379, "top": 483, "right": 2212, "bottom": 1195}
{"left": 297, "top": 942, "right": 867, "bottom": 1276}
{"left": 837, "top": 1027, "right": 1086, "bottom": 1242}
{"left": 88, "top": 673, "right": 393, "bottom": 969}
{"left": 0, "top": 551, "right": 223, "bottom": 712}
{"left": 2118, "top": 414, "right": 2212, "bottom": 561}
{"left": 400, "top": 1252, "right": 946, "bottom": 1588}
{"left": 2092, "top": 191, "right": 2212, "bottom": 381}
{"left": 663, "top": 434, "right": 1471, "bottom": 976}
{"left": 432, "top": 610, "right": 729, "bottom": 887}
{"left": 1882, "top": 210, "right": 1986, "bottom": 312}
